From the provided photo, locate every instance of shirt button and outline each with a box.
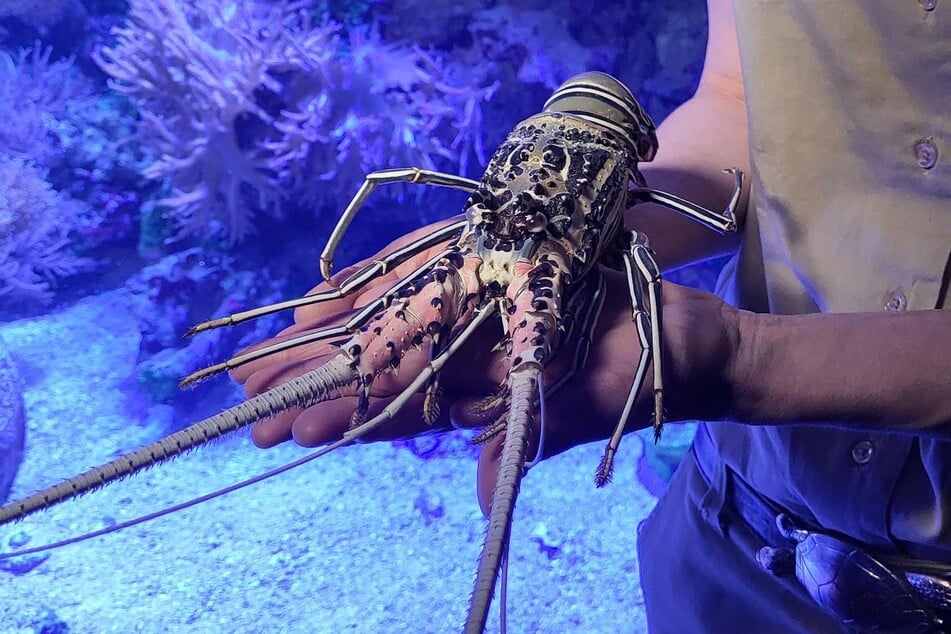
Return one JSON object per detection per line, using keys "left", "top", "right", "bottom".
{"left": 883, "top": 289, "right": 907, "bottom": 312}
{"left": 914, "top": 137, "right": 939, "bottom": 169}
{"left": 919, "top": 0, "right": 938, "bottom": 11}
{"left": 852, "top": 440, "right": 875, "bottom": 464}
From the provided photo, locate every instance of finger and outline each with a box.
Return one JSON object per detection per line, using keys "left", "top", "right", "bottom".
{"left": 250, "top": 408, "right": 301, "bottom": 448}
{"left": 246, "top": 378, "right": 428, "bottom": 449}
{"left": 290, "top": 391, "right": 451, "bottom": 446}
{"left": 287, "top": 398, "right": 354, "bottom": 446}
{"left": 447, "top": 345, "right": 573, "bottom": 429}
{"left": 449, "top": 396, "right": 505, "bottom": 429}
{"left": 289, "top": 285, "right": 356, "bottom": 326}
{"left": 232, "top": 327, "right": 344, "bottom": 387}
{"left": 464, "top": 363, "right": 636, "bottom": 513}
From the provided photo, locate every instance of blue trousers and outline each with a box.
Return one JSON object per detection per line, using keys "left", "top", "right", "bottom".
{"left": 636, "top": 449, "right": 848, "bottom": 633}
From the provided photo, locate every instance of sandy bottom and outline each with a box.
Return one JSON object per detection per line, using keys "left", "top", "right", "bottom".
{"left": 0, "top": 291, "right": 657, "bottom": 633}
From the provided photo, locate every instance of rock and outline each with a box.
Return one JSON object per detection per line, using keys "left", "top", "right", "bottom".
{"left": 0, "top": 549, "right": 49, "bottom": 576}
{"left": 0, "top": 337, "right": 25, "bottom": 504}
{"left": 34, "top": 605, "right": 69, "bottom": 634}
{"left": 413, "top": 490, "right": 445, "bottom": 526}
{"left": 0, "top": 530, "right": 50, "bottom": 576}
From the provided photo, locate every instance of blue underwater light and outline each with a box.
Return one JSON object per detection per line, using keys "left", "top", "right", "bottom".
{"left": 0, "top": 1, "right": 715, "bottom": 632}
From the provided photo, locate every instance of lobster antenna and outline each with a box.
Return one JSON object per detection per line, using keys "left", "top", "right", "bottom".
{"left": 1, "top": 299, "right": 500, "bottom": 560}
{"left": 0, "top": 435, "right": 357, "bottom": 560}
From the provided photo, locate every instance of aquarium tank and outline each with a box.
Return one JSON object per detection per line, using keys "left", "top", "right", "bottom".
{"left": 0, "top": 0, "right": 720, "bottom": 631}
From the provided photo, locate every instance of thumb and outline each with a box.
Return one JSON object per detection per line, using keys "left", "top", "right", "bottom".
{"left": 451, "top": 397, "right": 547, "bottom": 517}
{"left": 450, "top": 397, "right": 508, "bottom": 517}
{"left": 475, "top": 426, "right": 545, "bottom": 517}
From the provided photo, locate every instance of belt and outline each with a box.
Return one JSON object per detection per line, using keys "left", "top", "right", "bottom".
{"left": 690, "top": 433, "right": 951, "bottom": 633}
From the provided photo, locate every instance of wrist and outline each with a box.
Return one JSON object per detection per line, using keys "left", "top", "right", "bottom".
{"left": 661, "top": 288, "right": 745, "bottom": 422}
{"left": 720, "top": 307, "right": 764, "bottom": 422}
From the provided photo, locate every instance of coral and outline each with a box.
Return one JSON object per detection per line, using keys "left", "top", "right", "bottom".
{"left": 314, "top": 0, "right": 375, "bottom": 28}
{"left": 266, "top": 25, "right": 498, "bottom": 207}
{"left": 0, "top": 158, "right": 93, "bottom": 306}
{"left": 95, "top": 0, "right": 496, "bottom": 243}
{"left": 0, "top": 44, "right": 94, "bottom": 170}
{"left": 95, "top": 0, "right": 336, "bottom": 242}
{"left": 0, "top": 42, "right": 136, "bottom": 227}
{"left": 341, "top": 27, "right": 497, "bottom": 178}
{"left": 0, "top": 41, "right": 144, "bottom": 255}
{"left": 123, "top": 247, "right": 290, "bottom": 419}
{"left": 0, "top": 43, "right": 148, "bottom": 310}
{"left": 59, "top": 91, "right": 149, "bottom": 250}
{"left": 469, "top": 5, "right": 614, "bottom": 91}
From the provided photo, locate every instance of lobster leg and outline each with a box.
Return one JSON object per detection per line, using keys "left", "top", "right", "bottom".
{"left": 597, "top": 230, "right": 663, "bottom": 486}
{"left": 320, "top": 167, "right": 480, "bottom": 281}
{"left": 180, "top": 245, "right": 461, "bottom": 388}
{"left": 542, "top": 269, "right": 608, "bottom": 395}
{"left": 526, "top": 269, "right": 608, "bottom": 470}
{"left": 183, "top": 219, "right": 466, "bottom": 337}
{"left": 342, "top": 298, "right": 498, "bottom": 443}
{"left": 422, "top": 328, "right": 447, "bottom": 424}
{"left": 630, "top": 167, "right": 743, "bottom": 234}
{"left": 632, "top": 232, "right": 665, "bottom": 442}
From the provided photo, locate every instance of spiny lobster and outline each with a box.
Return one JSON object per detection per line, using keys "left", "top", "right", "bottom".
{"left": 0, "top": 71, "right": 741, "bottom": 633}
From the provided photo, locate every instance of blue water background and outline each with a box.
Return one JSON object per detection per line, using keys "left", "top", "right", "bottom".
{"left": 0, "top": 1, "right": 717, "bottom": 631}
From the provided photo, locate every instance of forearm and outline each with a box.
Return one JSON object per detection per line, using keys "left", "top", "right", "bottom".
{"left": 630, "top": 85, "right": 751, "bottom": 270}
{"left": 627, "top": 0, "right": 751, "bottom": 270}
{"left": 728, "top": 308, "right": 951, "bottom": 434}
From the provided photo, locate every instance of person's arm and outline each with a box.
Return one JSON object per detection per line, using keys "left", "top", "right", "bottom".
{"left": 629, "top": 0, "right": 750, "bottom": 270}
{"left": 461, "top": 287, "right": 951, "bottom": 513}
{"left": 725, "top": 308, "right": 951, "bottom": 434}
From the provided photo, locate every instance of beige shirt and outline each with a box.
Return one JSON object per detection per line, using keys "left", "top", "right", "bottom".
{"left": 708, "top": 0, "right": 951, "bottom": 557}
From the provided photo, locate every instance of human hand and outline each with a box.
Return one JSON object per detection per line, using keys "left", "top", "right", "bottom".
{"left": 231, "top": 216, "right": 503, "bottom": 448}
{"left": 231, "top": 224, "right": 739, "bottom": 516}
{"left": 450, "top": 275, "right": 740, "bottom": 514}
